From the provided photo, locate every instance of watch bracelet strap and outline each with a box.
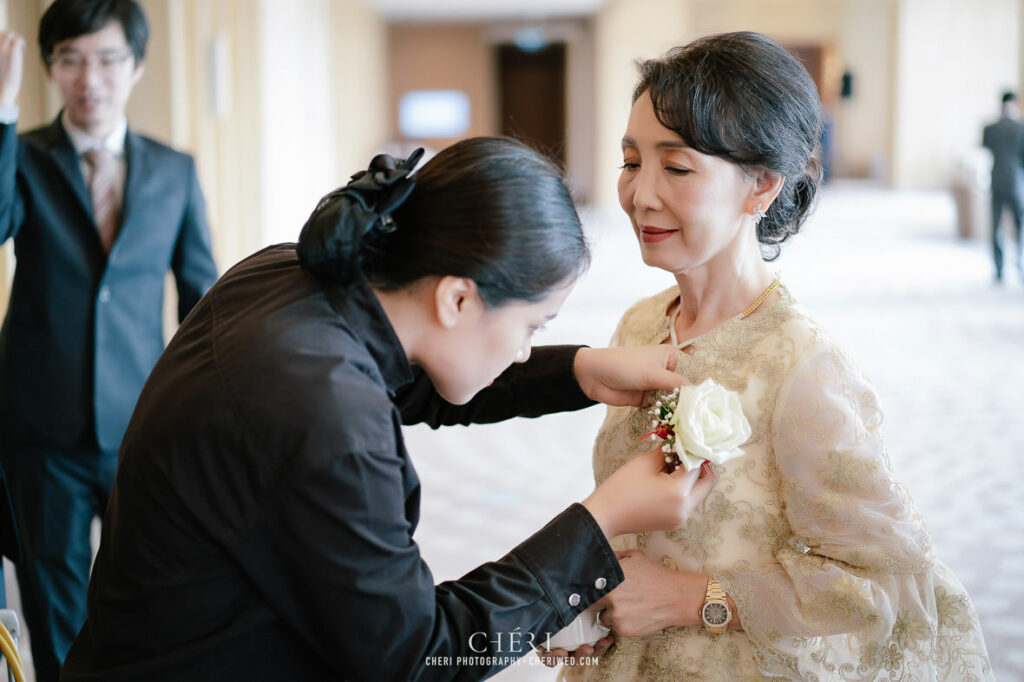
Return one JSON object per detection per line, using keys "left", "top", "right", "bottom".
{"left": 706, "top": 577, "right": 726, "bottom": 602}
{"left": 703, "top": 577, "right": 729, "bottom": 633}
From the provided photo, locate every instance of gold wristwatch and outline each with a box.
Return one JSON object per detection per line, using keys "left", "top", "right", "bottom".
{"left": 700, "top": 577, "right": 732, "bottom": 634}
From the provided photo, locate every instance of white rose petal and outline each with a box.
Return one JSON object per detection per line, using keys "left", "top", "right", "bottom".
{"left": 668, "top": 379, "right": 751, "bottom": 472}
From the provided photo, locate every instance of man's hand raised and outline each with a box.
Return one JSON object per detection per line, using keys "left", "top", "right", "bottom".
{"left": 0, "top": 31, "right": 25, "bottom": 109}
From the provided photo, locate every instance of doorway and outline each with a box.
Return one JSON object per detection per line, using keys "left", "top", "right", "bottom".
{"left": 497, "top": 42, "right": 567, "bottom": 167}
{"left": 786, "top": 43, "right": 839, "bottom": 180}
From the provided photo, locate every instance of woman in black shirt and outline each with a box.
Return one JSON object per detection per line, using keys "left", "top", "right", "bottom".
{"left": 62, "top": 138, "right": 712, "bottom": 681}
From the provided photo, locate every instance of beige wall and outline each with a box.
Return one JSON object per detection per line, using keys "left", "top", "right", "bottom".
{"left": 591, "top": 0, "right": 691, "bottom": 208}
{"left": 1021, "top": 0, "right": 1024, "bottom": 97}
{"left": 591, "top": 0, "right": 1020, "bottom": 192}
{"left": 591, "top": 0, "right": 896, "bottom": 190}
{"left": 892, "top": 0, "right": 1019, "bottom": 188}
{"left": 565, "top": 22, "right": 596, "bottom": 201}
{"left": 387, "top": 20, "right": 597, "bottom": 200}
{"left": 389, "top": 23, "right": 498, "bottom": 150}
{"left": 183, "top": 0, "right": 265, "bottom": 268}
{"left": 168, "top": 0, "right": 388, "bottom": 264}
{"left": 334, "top": 0, "right": 391, "bottom": 192}
{"left": 128, "top": 0, "right": 173, "bottom": 143}
{"left": 833, "top": 0, "right": 896, "bottom": 179}
{"left": 150, "top": 0, "right": 268, "bottom": 334}
{"left": 689, "top": 0, "right": 895, "bottom": 181}
{"left": 5, "top": 0, "right": 54, "bottom": 127}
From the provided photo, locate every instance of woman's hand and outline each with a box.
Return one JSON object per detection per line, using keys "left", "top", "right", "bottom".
{"left": 595, "top": 550, "right": 707, "bottom": 637}
{"left": 574, "top": 346, "right": 685, "bottom": 407}
{"left": 582, "top": 449, "right": 714, "bottom": 539}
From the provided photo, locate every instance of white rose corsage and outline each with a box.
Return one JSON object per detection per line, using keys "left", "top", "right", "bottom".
{"left": 644, "top": 379, "right": 752, "bottom": 472}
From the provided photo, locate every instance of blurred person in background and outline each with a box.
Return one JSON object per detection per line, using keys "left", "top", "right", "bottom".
{"left": 982, "top": 90, "right": 1024, "bottom": 283}
{"left": 0, "top": 1, "right": 217, "bottom": 679}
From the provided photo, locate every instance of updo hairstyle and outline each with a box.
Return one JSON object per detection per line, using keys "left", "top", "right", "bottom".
{"left": 634, "top": 31, "right": 824, "bottom": 259}
{"left": 298, "top": 137, "right": 589, "bottom": 306}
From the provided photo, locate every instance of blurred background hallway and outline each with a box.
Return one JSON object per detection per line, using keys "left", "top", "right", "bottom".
{"left": 2, "top": 0, "right": 1023, "bottom": 679}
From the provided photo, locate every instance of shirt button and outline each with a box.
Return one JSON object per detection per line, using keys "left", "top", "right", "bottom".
{"left": 567, "top": 593, "right": 581, "bottom": 607}
{"left": 594, "top": 577, "right": 607, "bottom": 590}
{"left": 98, "top": 286, "right": 111, "bottom": 303}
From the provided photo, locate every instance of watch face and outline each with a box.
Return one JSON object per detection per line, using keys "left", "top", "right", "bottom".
{"left": 702, "top": 601, "right": 730, "bottom": 626}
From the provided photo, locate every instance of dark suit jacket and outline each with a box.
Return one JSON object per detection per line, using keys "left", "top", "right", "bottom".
{"left": 982, "top": 116, "right": 1024, "bottom": 197}
{"left": 62, "top": 245, "right": 620, "bottom": 682}
{"left": 0, "top": 115, "right": 217, "bottom": 453}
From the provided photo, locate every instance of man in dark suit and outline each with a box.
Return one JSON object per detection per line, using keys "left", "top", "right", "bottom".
{"left": 0, "top": 1, "right": 217, "bottom": 679}
{"left": 982, "top": 91, "right": 1024, "bottom": 283}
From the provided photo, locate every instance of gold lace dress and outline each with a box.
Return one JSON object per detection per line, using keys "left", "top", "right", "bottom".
{"left": 562, "top": 285, "right": 992, "bottom": 681}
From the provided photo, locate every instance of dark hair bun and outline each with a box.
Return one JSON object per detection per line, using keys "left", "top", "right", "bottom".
{"left": 297, "top": 150, "right": 423, "bottom": 283}
{"left": 297, "top": 138, "right": 589, "bottom": 306}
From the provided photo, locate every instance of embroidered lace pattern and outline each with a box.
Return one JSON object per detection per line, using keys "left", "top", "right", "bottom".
{"left": 561, "top": 285, "right": 993, "bottom": 681}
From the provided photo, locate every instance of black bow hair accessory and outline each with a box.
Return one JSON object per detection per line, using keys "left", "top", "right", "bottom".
{"left": 297, "top": 148, "right": 425, "bottom": 281}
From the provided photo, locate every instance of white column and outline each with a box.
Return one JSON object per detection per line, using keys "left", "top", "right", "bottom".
{"left": 258, "top": 0, "right": 338, "bottom": 246}
{"left": 591, "top": 0, "right": 691, "bottom": 208}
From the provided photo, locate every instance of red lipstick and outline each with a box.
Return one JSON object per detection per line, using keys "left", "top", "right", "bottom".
{"left": 640, "top": 226, "right": 677, "bottom": 243}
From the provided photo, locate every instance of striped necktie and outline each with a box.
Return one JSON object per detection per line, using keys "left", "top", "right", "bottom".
{"left": 83, "top": 148, "right": 120, "bottom": 253}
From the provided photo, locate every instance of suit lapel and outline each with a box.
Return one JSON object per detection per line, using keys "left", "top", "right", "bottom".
{"left": 121, "top": 129, "right": 147, "bottom": 240}
{"left": 43, "top": 116, "right": 94, "bottom": 222}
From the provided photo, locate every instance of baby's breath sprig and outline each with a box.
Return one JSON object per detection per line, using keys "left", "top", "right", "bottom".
{"left": 644, "top": 386, "right": 684, "bottom": 471}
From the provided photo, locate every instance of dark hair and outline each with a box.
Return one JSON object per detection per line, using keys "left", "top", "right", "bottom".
{"left": 1002, "top": 91, "right": 1017, "bottom": 104}
{"left": 39, "top": 0, "right": 149, "bottom": 65}
{"left": 298, "top": 137, "right": 589, "bottom": 306}
{"left": 633, "top": 31, "right": 823, "bottom": 260}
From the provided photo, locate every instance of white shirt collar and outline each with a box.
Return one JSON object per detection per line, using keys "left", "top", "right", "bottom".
{"left": 61, "top": 110, "right": 128, "bottom": 158}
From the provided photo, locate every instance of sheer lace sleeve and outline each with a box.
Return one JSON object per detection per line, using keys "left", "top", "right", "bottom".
{"left": 718, "top": 347, "right": 992, "bottom": 680}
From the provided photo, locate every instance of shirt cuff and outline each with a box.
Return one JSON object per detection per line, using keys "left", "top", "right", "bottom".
{"left": 0, "top": 105, "right": 18, "bottom": 125}
{"left": 510, "top": 503, "right": 622, "bottom": 628}
{"left": 514, "top": 345, "right": 598, "bottom": 415}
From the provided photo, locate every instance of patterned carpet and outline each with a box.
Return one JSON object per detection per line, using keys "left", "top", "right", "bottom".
{"left": 3, "top": 181, "right": 1022, "bottom": 680}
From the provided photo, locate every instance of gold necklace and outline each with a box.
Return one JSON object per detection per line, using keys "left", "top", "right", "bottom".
{"left": 739, "top": 278, "right": 780, "bottom": 319}
{"left": 668, "top": 278, "right": 780, "bottom": 347}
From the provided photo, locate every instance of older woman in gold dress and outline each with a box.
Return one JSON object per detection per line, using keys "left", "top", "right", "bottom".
{"left": 561, "top": 32, "right": 992, "bottom": 681}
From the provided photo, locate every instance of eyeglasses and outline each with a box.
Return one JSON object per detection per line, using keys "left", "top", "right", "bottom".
{"left": 50, "top": 51, "right": 134, "bottom": 76}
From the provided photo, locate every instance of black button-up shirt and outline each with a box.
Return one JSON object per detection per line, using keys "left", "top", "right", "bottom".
{"left": 62, "top": 244, "right": 622, "bottom": 681}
